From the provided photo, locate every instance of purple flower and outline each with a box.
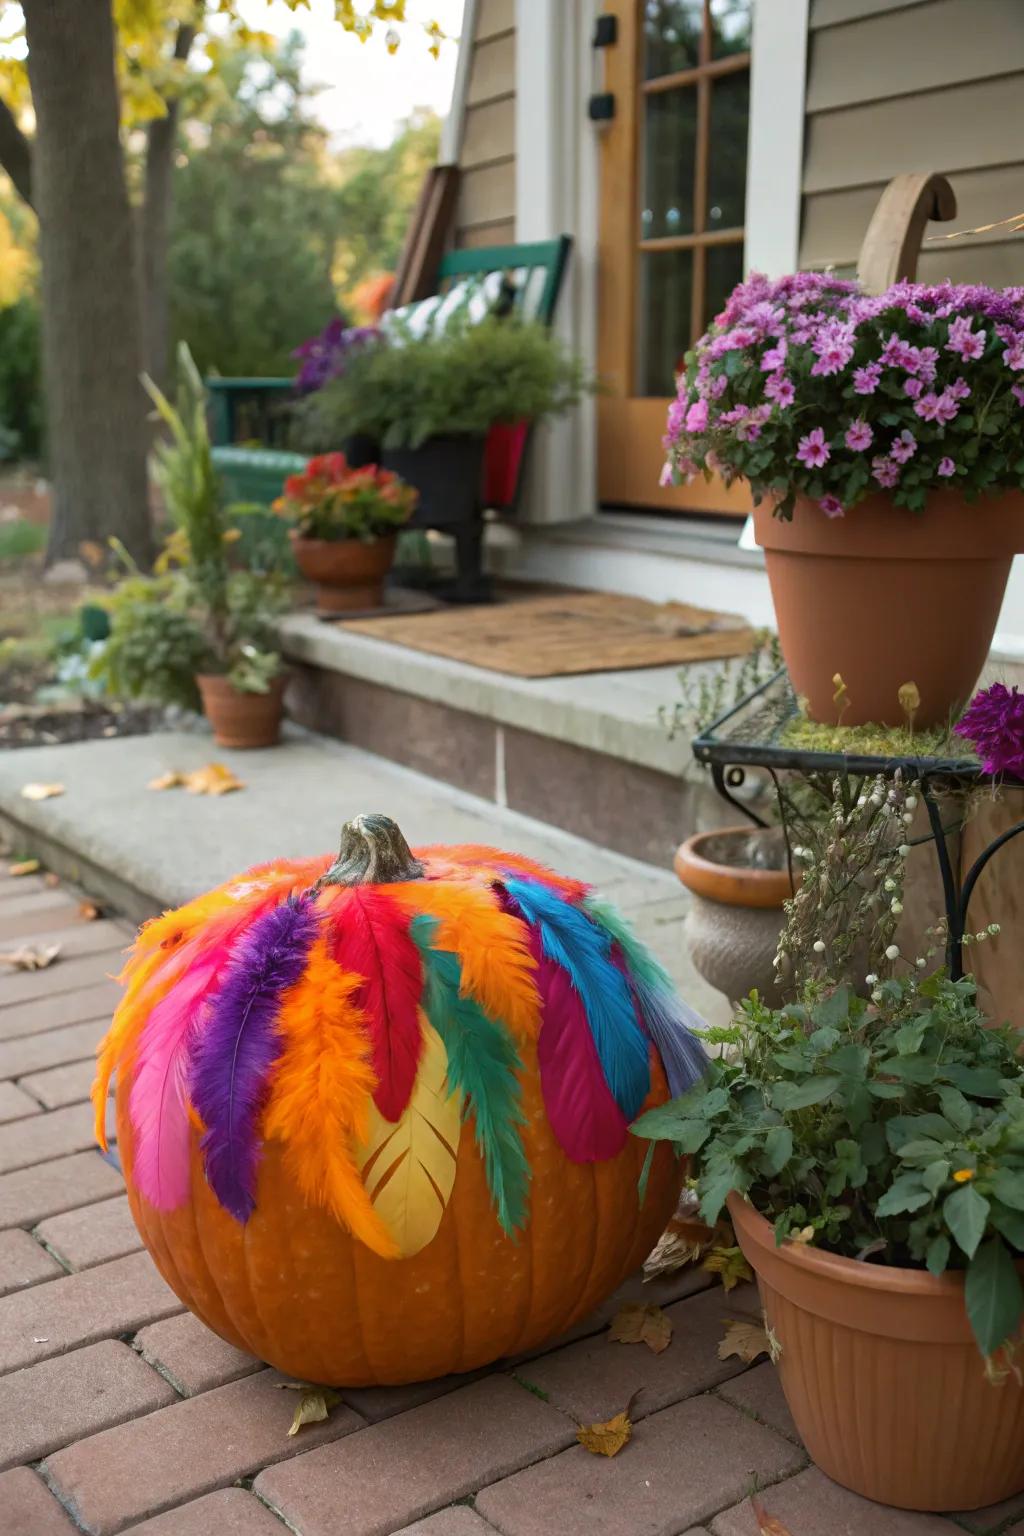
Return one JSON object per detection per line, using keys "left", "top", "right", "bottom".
{"left": 796, "top": 427, "right": 830, "bottom": 468}
{"left": 890, "top": 430, "right": 918, "bottom": 464}
{"left": 819, "top": 494, "right": 845, "bottom": 518}
{"left": 853, "top": 363, "right": 882, "bottom": 395}
{"left": 872, "top": 456, "right": 901, "bottom": 488}
{"left": 292, "top": 319, "right": 381, "bottom": 395}
{"left": 937, "top": 456, "right": 956, "bottom": 477}
{"left": 1005, "top": 339, "right": 1024, "bottom": 371}
{"left": 811, "top": 319, "right": 855, "bottom": 376}
{"left": 685, "top": 398, "right": 709, "bottom": 433}
{"left": 947, "top": 314, "right": 986, "bottom": 360}
{"left": 1012, "top": 381, "right": 1024, "bottom": 407}
{"left": 760, "top": 337, "right": 788, "bottom": 371}
{"left": 904, "top": 377, "right": 924, "bottom": 400}
{"left": 764, "top": 372, "right": 795, "bottom": 408}
{"left": 845, "top": 419, "right": 873, "bottom": 451}
{"left": 955, "top": 683, "right": 1024, "bottom": 778}
{"left": 914, "top": 391, "right": 959, "bottom": 425}
{"left": 949, "top": 376, "right": 972, "bottom": 401}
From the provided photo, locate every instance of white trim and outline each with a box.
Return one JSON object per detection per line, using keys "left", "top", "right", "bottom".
{"left": 438, "top": 0, "right": 479, "bottom": 165}
{"left": 744, "top": 0, "right": 809, "bottom": 275}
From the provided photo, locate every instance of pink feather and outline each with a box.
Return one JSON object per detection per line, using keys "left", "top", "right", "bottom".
{"left": 534, "top": 948, "right": 629, "bottom": 1163}
{"left": 128, "top": 943, "right": 231, "bottom": 1210}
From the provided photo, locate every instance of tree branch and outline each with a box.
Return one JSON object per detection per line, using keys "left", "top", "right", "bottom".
{"left": 0, "top": 96, "right": 33, "bottom": 208}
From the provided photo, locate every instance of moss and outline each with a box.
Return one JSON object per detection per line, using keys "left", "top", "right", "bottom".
{"left": 778, "top": 712, "right": 974, "bottom": 762}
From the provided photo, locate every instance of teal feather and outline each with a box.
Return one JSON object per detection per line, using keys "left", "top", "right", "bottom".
{"left": 409, "top": 913, "right": 530, "bottom": 1237}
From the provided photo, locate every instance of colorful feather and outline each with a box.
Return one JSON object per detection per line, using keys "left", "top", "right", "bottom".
{"left": 390, "top": 880, "right": 540, "bottom": 1039}
{"left": 410, "top": 914, "right": 530, "bottom": 1235}
{"left": 355, "top": 1014, "right": 461, "bottom": 1257}
{"left": 502, "top": 878, "right": 651, "bottom": 1120}
{"left": 190, "top": 897, "right": 319, "bottom": 1223}
{"left": 263, "top": 936, "right": 398, "bottom": 1257}
{"left": 584, "top": 895, "right": 709, "bottom": 1098}
{"left": 418, "top": 844, "right": 588, "bottom": 901}
{"left": 330, "top": 887, "right": 424, "bottom": 1122}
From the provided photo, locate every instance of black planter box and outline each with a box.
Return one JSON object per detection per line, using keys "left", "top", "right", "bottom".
{"left": 381, "top": 435, "right": 488, "bottom": 601}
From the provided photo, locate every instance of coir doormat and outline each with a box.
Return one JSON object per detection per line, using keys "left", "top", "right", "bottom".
{"left": 341, "top": 591, "right": 757, "bottom": 678}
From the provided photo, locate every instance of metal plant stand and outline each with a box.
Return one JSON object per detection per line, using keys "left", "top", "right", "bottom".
{"left": 691, "top": 670, "right": 1024, "bottom": 982}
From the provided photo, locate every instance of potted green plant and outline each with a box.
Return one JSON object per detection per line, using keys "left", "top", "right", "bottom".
{"left": 634, "top": 774, "right": 1021, "bottom": 1515}
{"left": 663, "top": 274, "right": 1024, "bottom": 727}
{"left": 272, "top": 452, "right": 418, "bottom": 612}
{"left": 94, "top": 345, "right": 289, "bottom": 749}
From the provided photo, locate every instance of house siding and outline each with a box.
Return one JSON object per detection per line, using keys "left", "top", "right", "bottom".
{"left": 799, "top": 0, "right": 1024, "bottom": 282}
{"left": 454, "top": 0, "right": 516, "bottom": 249}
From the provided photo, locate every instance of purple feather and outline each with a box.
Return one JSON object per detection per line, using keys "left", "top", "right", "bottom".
{"left": 189, "top": 897, "right": 319, "bottom": 1222}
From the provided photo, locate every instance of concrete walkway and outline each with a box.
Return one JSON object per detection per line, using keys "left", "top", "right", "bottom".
{"left": 0, "top": 739, "right": 1019, "bottom": 1534}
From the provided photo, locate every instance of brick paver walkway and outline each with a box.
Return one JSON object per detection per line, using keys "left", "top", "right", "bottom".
{"left": 0, "top": 864, "right": 1021, "bottom": 1536}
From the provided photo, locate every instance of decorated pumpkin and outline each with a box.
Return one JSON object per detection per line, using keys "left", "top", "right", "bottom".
{"left": 94, "top": 815, "right": 706, "bottom": 1385}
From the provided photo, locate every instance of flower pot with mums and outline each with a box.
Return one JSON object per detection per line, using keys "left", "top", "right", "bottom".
{"left": 273, "top": 453, "right": 418, "bottom": 613}
{"left": 663, "top": 273, "right": 1024, "bottom": 726}
{"left": 93, "top": 814, "right": 710, "bottom": 1386}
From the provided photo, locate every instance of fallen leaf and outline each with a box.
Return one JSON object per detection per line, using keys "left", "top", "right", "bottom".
{"left": 643, "top": 1208, "right": 730, "bottom": 1281}
{"left": 43, "top": 872, "right": 60, "bottom": 888}
{"left": 608, "top": 1302, "right": 672, "bottom": 1355}
{"left": 78, "top": 901, "right": 102, "bottom": 922}
{"left": 0, "top": 943, "right": 61, "bottom": 971}
{"left": 78, "top": 540, "right": 106, "bottom": 569}
{"left": 20, "top": 783, "right": 65, "bottom": 801}
{"left": 147, "top": 771, "right": 185, "bottom": 791}
{"left": 718, "top": 1316, "right": 782, "bottom": 1365}
{"left": 7, "top": 859, "right": 40, "bottom": 877}
{"left": 277, "top": 1381, "right": 345, "bottom": 1437}
{"left": 702, "top": 1244, "right": 754, "bottom": 1293}
{"left": 184, "top": 762, "right": 245, "bottom": 796}
{"left": 750, "top": 1494, "right": 794, "bottom": 1536}
{"left": 576, "top": 1390, "right": 642, "bottom": 1458}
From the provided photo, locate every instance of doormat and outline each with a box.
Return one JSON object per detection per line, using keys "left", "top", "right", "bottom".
{"left": 341, "top": 591, "right": 757, "bottom": 678}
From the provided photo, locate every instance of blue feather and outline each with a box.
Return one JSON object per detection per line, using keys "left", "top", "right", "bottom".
{"left": 502, "top": 878, "right": 650, "bottom": 1120}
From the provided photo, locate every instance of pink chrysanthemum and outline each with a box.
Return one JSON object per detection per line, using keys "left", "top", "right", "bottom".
{"left": 955, "top": 683, "right": 1024, "bottom": 778}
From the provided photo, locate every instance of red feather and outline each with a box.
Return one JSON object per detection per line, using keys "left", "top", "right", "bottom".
{"left": 329, "top": 888, "right": 424, "bottom": 1122}
{"left": 534, "top": 947, "right": 629, "bottom": 1163}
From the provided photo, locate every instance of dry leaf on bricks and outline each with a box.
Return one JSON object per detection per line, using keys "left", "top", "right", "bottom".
{"left": 702, "top": 1243, "right": 753, "bottom": 1293}
{"left": 0, "top": 943, "right": 62, "bottom": 971}
{"left": 20, "top": 783, "right": 64, "bottom": 801}
{"left": 576, "top": 1390, "right": 643, "bottom": 1458}
{"left": 78, "top": 901, "right": 102, "bottom": 921}
{"left": 750, "top": 1494, "right": 794, "bottom": 1536}
{"left": 185, "top": 763, "right": 245, "bottom": 796}
{"left": 147, "top": 771, "right": 185, "bottom": 791}
{"left": 608, "top": 1302, "right": 672, "bottom": 1354}
{"left": 43, "top": 871, "right": 60, "bottom": 888}
{"left": 7, "top": 859, "right": 40, "bottom": 877}
{"left": 278, "top": 1381, "right": 345, "bottom": 1437}
{"left": 718, "top": 1316, "right": 782, "bottom": 1365}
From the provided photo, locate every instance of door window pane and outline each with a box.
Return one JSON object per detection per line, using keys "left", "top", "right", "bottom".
{"left": 710, "top": 0, "right": 751, "bottom": 57}
{"left": 644, "top": 0, "right": 704, "bottom": 77}
{"left": 642, "top": 87, "right": 696, "bottom": 239}
{"left": 705, "top": 242, "right": 745, "bottom": 330}
{"left": 637, "top": 249, "right": 693, "bottom": 396}
{"left": 707, "top": 70, "right": 749, "bottom": 229}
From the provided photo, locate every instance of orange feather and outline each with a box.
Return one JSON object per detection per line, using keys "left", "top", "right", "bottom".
{"left": 417, "top": 844, "right": 588, "bottom": 900}
{"left": 390, "top": 880, "right": 540, "bottom": 1039}
{"left": 262, "top": 937, "right": 398, "bottom": 1258}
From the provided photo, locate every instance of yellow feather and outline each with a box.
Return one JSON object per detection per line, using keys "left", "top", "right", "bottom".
{"left": 355, "top": 1015, "right": 461, "bottom": 1259}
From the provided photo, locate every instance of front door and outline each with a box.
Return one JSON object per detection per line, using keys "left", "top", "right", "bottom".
{"left": 597, "top": 0, "right": 753, "bottom": 515}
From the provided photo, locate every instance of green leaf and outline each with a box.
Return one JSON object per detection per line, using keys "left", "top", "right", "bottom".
{"left": 631, "top": 1098, "right": 707, "bottom": 1141}
{"left": 813, "top": 985, "right": 851, "bottom": 1030}
{"left": 828, "top": 1043, "right": 870, "bottom": 1079}
{"left": 965, "top": 1239, "right": 1024, "bottom": 1358}
{"left": 990, "top": 1199, "right": 1024, "bottom": 1251}
{"left": 926, "top": 1234, "right": 951, "bottom": 1275}
{"left": 700, "top": 1168, "right": 739, "bottom": 1226}
{"left": 991, "top": 1169, "right": 1024, "bottom": 1212}
{"left": 923, "top": 1160, "right": 951, "bottom": 1194}
{"left": 897, "top": 1139, "right": 950, "bottom": 1165}
{"left": 808, "top": 1025, "right": 840, "bottom": 1053}
{"left": 944, "top": 1182, "right": 991, "bottom": 1259}
{"left": 944, "top": 1065, "right": 1005, "bottom": 1099}
{"left": 637, "top": 1140, "right": 655, "bottom": 1207}
{"left": 868, "top": 1081, "right": 904, "bottom": 1100}
{"left": 893, "top": 1023, "right": 925, "bottom": 1057}
{"left": 760, "top": 1125, "right": 793, "bottom": 1177}
{"left": 876, "top": 1055, "right": 937, "bottom": 1084}
{"left": 877, "top": 1173, "right": 932, "bottom": 1217}
{"left": 770, "top": 1075, "right": 842, "bottom": 1112}
{"left": 938, "top": 1087, "right": 974, "bottom": 1132}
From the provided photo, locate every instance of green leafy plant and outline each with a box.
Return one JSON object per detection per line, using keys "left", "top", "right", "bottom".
{"left": 301, "top": 315, "right": 593, "bottom": 450}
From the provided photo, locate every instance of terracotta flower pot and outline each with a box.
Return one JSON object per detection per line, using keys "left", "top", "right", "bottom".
{"left": 196, "top": 674, "right": 285, "bottom": 750}
{"left": 754, "top": 490, "right": 1024, "bottom": 727}
{"left": 729, "top": 1193, "right": 1024, "bottom": 1512}
{"left": 674, "top": 827, "right": 793, "bottom": 1003}
{"left": 291, "top": 533, "right": 397, "bottom": 613}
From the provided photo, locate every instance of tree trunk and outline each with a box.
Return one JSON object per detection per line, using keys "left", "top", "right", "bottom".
{"left": 23, "top": 0, "right": 153, "bottom": 566}
{"left": 139, "top": 22, "right": 195, "bottom": 388}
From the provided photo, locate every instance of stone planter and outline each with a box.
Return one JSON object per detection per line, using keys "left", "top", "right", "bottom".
{"left": 674, "top": 826, "right": 793, "bottom": 1004}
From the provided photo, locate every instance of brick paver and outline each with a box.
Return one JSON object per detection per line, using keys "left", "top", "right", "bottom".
{"left": 44, "top": 1369, "right": 364, "bottom": 1535}
{"left": 121, "top": 1487, "right": 291, "bottom": 1534}
{"left": 960, "top": 1494, "right": 1024, "bottom": 1535}
{"left": 255, "top": 1376, "right": 577, "bottom": 1536}
{"left": 341, "top": 1369, "right": 484, "bottom": 1424}
{"left": 709, "top": 1466, "right": 960, "bottom": 1534}
{"left": 20, "top": 1055, "right": 110, "bottom": 1109}
{"left": 475, "top": 1395, "right": 806, "bottom": 1536}
{"left": 0, "top": 1464, "right": 77, "bottom": 1534}
{"left": 0, "top": 948, "right": 124, "bottom": 1008}
{"left": 716, "top": 1363, "right": 798, "bottom": 1442}
{"left": 396, "top": 1511, "right": 498, "bottom": 1536}
{"left": 0, "top": 979, "right": 119, "bottom": 1042}
{"left": 135, "top": 1312, "right": 259, "bottom": 1395}
{"left": 0, "top": 1227, "right": 63, "bottom": 1296}
{"left": 0, "top": 1018, "right": 108, "bottom": 1079}
{"left": 0, "top": 916, "right": 129, "bottom": 963}
{"left": 0, "top": 1080, "right": 40, "bottom": 1123}
{"left": 0, "top": 1338, "right": 175, "bottom": 1468}
{"left": 0, "top": 1149, "right": 123, "bottom": 1227}
{"left": 0, "top": 1101, "right": 96, "bottom": 1173}
{"left": 0, "top": 1249, "right": 182, "bottom": 1373}
{"left": 36, "top": 1194, "right": 141, "bottom": 1270}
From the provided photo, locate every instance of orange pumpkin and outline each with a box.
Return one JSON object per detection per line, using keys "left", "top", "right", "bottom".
{"left": 96, "top": 816, "right": 703, "bottom": 1384}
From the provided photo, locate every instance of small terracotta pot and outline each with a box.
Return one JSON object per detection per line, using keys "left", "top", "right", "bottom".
{"left": 291, "top": 533, "right": 396, "bottom": 613}
{"left": 754, "top": 490, "right": 1024, "bottom": 727}
{"left": 729, "top": 1193, "right": 1024, "bottom": 1511}
{"left": 674, "top": 827, "right": 793, "bottom": 1003}
{"left": 196, "top": 674, "right": 285, "bottom": 750}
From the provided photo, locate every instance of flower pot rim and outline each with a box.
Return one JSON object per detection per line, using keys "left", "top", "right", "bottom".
{"left": 289, "top": 531, "right": 397, "bottom": 551}
{"left": 754, "top": 488, "right": 1024, "bottom": 560}
{"left": 675, "top": 827, "right": 793, "bottom": 910}
{"left": 195, "top": 670, "right": 286, "bottom": 694}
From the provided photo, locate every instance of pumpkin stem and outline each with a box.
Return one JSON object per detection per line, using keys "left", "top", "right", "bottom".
{"left": 314, "top": 813, "right": 424, "bottom": 890}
